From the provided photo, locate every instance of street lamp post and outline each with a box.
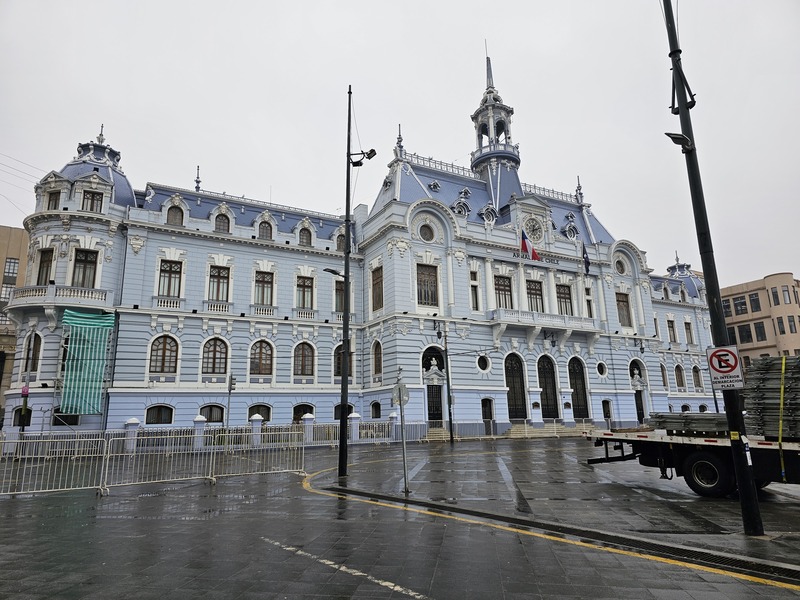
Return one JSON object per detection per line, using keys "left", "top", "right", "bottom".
{"left": 662, "top": 0, "right": 763, "bottom": 536}
{"left": 334, "top": 85, "right": 376, "bottom": 478}
{"left": 433, "top": 317, "right": 455, "bottom": 445}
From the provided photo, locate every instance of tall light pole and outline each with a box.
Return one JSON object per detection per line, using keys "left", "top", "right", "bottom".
{"left": 336, "top": 85, "right": 376, "bottom": 478}
{"left": 662, "top": 0, "right": 763, "bottom": 535}
{"left": 433, "top": 317, "right": 455, "bottom": 445}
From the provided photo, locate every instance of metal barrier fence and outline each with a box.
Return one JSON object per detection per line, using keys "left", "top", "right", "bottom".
{"left": 0, "top": 429, "right": 304, "bottom": 496}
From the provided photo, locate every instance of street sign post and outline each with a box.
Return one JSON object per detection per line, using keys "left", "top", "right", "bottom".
{"left": 706, "top": 346, "right": 745, "bottom": 390}
{"left": 392, "top": 379, "right": 410, "bottom": 495}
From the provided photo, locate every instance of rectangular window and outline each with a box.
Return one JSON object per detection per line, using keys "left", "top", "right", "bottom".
{"left": 667, "top": 320, "right": 677, "bottom": 343}
{"left": 653, "top": 317, "right": 660, "bottom": 338}
{"left": 771, "top": 287, "right": 780, "bottom": 306}
{"left": 526, "top": 281, "right": 543, "bottom": 312}
{"left": 777, "top": 317, "right": 786, "bottom": 335}
{"left": 616, "top": 293, "right": 632, "bottom": 327}
{"left": 494, "top": 276, "right": 513, "bottom": 309}
{"left": 749, "top": 292, "right": 761, "bottom": 313}
{"left": 722, "top": 299, "right": 732, "bottom": 318}
{"left": 158, "top": 260, "right": 182, "bottom": 297}
{"left": 296, "top": 276, "right": 313, "bottom": 309}
{"left": 0, "top": 284, "right": 13, "bottom": 301}
{"left": 254, "top": 271, "right": 273, "bottom": 305}
{"left": 47, "top": 191, "right": 60, "bottom": 210}
{"left": 754, "top": 321, "right": 767, "bottom": 342}
{"left": 416, "top": 265, "right": 438, "bottom": 307}
{"left": 371, "top": 267, "right": 383, "bottom": 311}
{"left": 335, "top": 280, "right": 345, "bottom": 312}
{"left": 470, "top": 271, "right": 479, "bottom": 311}
{"left": 3, "top": 258, "right": 19, "bottom": 279}
{"left": 783, "top": 285, "right": 792, "bottom": 304}
{"left": 37, "top": 249, "right": 53, "bottom": 286}
{"left": 585, "top": 287, "right": 593, "bottom": 319}
{"left": 790, "top": 315, "right": 797, "bottom": 334}
{"left": 208, "top": 266, "right": 230, "bottom": 302}
{"left": 556, "top": 284, "right": 573, "bottom": 316}
{"left": 727, "top": 326, "right": 737, "bottom": 345}
{"left": 72, "top": 249, "right": 97, "bottom": 288}
{"left": 733, "top": 296, "right": 748, "bottom": 315}
{"left": 684, "top": 322, "right": 694, "bottom": 345}
{"left": 738, "top": 324, "right": 753, "bottom": 344}
{"left": 81, "top": 190, "right": 103, "bottom": 212}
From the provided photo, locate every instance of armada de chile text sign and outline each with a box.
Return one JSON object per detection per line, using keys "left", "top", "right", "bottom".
{"left": 706, "top": 345, "right": 745, "bottom": 390}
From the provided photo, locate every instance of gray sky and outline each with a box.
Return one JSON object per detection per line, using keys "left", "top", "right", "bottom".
{"left": 1, "top": 1, "right": 798, "bottom": 287}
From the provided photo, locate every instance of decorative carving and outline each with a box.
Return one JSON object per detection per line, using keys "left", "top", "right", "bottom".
{"left": 129, "top": 235, "right": 145, "bottom": 255}
{"left": 387, "top": 238, "right": 410, "bottom": 258}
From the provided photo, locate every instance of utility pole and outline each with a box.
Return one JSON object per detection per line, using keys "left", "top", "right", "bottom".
{"left": 662, "top": 0, "right": 763, "bottom": 536}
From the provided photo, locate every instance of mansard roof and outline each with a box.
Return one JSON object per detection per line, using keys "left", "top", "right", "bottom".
{"left": 57, "top": 138, "right": 137, "bottom": 207}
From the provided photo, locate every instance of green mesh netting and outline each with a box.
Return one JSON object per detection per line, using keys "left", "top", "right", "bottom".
{"left": 60, "top": 310, "right": 115, "bottom": 415}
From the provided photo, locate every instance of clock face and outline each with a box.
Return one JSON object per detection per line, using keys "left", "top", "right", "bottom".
{"left": 524, "top": 218, "right": 544, "bottom": 242}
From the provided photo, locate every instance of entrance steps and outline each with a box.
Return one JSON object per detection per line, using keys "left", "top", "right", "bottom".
{"left": 505, "top": 422, "right": 596, "bottom": 439}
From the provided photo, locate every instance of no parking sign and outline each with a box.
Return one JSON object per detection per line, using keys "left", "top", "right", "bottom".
{"left": 706, "top": 345, "right": 744, "bottom": 390}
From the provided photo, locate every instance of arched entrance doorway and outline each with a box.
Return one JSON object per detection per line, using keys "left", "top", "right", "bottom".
{"left": 568, "top": 358, "right": 589, "bottom": 419}
{"left": 629, "top": 360, "right": 647, "bottom": 424}
{"left": 422, "top": 347, "right": 445, "bottom": 422}
{"left": 504, "top": 354, "right": 528, "bottom": 421}
{"left": 538, "top": 355, "right": 559, "bottom": 419}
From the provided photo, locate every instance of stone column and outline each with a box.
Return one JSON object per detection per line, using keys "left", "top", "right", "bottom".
{"left": 546, "top": 268, "right": 557, "bottom": 314}
{"left": 250, "top": 414, "right": 263, "bottom": 447}
{"left": 349, "top": 412, "right": 361, "bottom": 443}
{"left": 193, "top": 415, "right": 207, "bottom": 450}
{"left": 484, "top": 258, "right": 496, "bottom": 311}
{"left": 301, "top": 413, "right": 315, "bottom": 445}
{"left": 124, "top": 418, "right": 139, "bottom": 454}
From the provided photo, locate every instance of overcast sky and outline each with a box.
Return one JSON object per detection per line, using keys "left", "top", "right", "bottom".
{"left": 1, "top": 1, "right": 797, "bottom": 287}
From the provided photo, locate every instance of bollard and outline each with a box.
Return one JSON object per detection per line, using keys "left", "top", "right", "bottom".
{"left": 348, "top": 412, "right": 361, "bottom": 443}
{"left": 250, "top": 414, "right": 263, "bottom": 447}
{"left": 124, "top": 418, "right": 140, "bottom": 454}
{"left": 193, "top": 415, "right": 207, "bottom": 449}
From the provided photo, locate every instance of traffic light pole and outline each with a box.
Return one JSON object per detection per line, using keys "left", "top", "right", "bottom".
{"left": 662, "top": 0, "right": 763, "bottom": 536}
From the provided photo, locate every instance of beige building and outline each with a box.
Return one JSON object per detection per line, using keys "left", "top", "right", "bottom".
{"left": 0, "top": 225, "right": 29, "bottom": 424}
{"left": 721, "top": 272, "right": 800, "bottom": 369}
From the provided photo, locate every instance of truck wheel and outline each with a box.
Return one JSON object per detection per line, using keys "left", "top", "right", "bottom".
{"left": 683, "top": 451, "right": 736, "bottom": 497}
{"left": 755, "top": 480, "right": 771, "bottom": 490}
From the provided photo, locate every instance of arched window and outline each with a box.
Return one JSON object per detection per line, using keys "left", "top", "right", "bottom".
{"left": 13, "top": 407, "right": 31, "bottom": 427}
{"left": 249, "top": 404, "right": 271, "bottom": 421}
{"left": 24, "top": 332, "right": 42, "bottom": 372}
{"left": 202, "top": 338, "right": 227, "bottom": 374}
{"left": 661, "top": 364, "right": 669, "bottom": 390}
{"left": 334, "top": 344, "right": 352, "bottom": 377}
{"left": 699, "top": 404, "right": 708, "bottom": 413}
{"left": 568, "top": 357, "right": 589, "bottom": 419}
{"left": 293, "top": 403, "right": 313, "bottom": 422}
{"left": 149, "top": 335, "right": 178, "bottom": 373}
{"left": 167, "top": 206, "right": 183, "bottom": 226}
{"left": 336, "top": 234, "right": 346, "bottom": 251}
{"left": 373, "top": 342, "right": 382, "bottom": 375}
{"left": 299, "top": 227, "right": 312, "bottom": 246}
{"left": 146, "top": 405, "right": 174, "bottom": 425}
{"left": 214, "top": 214, "right": 230, "bottom": 233}
{"left": 258, "top": 221, "right": 272, "bottom": 240}
{"left": 675, "top": 365, "right": 686, "bottom": 389}
{"left": 692, "top": 366, "right": 703, "bottom": 390}
{"left": 294, "top": 342, "right": 314, "bottom": 377}
{"left": 250, "top": 340, "right": 273, "bottom": 375}
{"left": 681, "top": 404, "right": 691, "bottom": 413}
{"left": 334, "top": 403, "right": 354, "bottom": 420}
{"left": 200, "top": 404, "right": 224, "bottom": 423}
{"left": 371, "top": 401, "right": 381, "bottom": 419}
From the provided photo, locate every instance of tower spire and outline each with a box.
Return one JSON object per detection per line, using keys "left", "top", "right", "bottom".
{"left": 486, "top": 56, "right": 494, "bottom": 89}
{"left": 195, "top": 165, "right": 201, "bottom": 192}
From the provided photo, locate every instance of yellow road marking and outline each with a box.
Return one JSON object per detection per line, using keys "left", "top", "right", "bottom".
{"left": 302, "top": 465, "right": 800, "bottom": 592}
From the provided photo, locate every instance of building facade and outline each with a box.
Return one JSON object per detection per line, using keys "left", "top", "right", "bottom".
{"left": 0, "top": 225, "right": 29, "bottom": 424}
{"left": 3, "top": 59, "right": 715, "bottom": 432}
{"left": 721, "top": 273, "right": 800, "bottom": 368}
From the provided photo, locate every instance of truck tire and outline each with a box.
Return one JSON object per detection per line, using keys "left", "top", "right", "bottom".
{"left": 683, "top": 451, "right": 736, "bottom": 497}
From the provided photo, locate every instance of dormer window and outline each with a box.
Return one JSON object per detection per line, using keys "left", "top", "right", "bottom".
{"left": 82, "top": 191, "right": 102, "bottom": 213}
{"left": 167, "top": 206, "right": 183, "bottom": 226}
{"left": 299, "top": 227, "right": 312, "bottom": 247}
{"left": 215, "top": 214, "right": 230, "bottom": 233}
{"left": 47, "top": 191, "right": 60, "bottom": 210}
{"left": 258, "top": 221, "right": 272, "bottom": 240}
{"left": 336, "top": 234, "right": 345, "bottom": 251}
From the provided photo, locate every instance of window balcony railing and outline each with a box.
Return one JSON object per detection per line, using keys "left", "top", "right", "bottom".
{"left": 8, "top": 285, "right": 114, "bottom": 310}
{"left": 153, "top": 296, "right": 184, "bottom": 310}
{"left": 251, "top": 304, "right": 276, "bottom": 317}
{"left": 293, "top": 308, "right": 317, "bottom": 320}
{"left": 204, "top": 301, "right": 231, "bottom": 313}
{"left": 332, "top": 311, "right": 356, "bottom": 323}
{"left": 489, "top": 308, "right": 598, "bottom": 331}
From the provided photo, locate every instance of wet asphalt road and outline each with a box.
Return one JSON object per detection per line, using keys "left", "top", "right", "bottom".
{"left": 1, "top": 438, "right": 799, "bottom": 599}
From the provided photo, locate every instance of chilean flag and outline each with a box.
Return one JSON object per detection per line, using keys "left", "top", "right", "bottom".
{"left": 521, "top": 229, "right": 541, "bottom": 261}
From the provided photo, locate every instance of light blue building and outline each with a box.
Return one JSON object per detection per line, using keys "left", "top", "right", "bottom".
{"left": 4, "top": 60, "right": 715, "bottom": 433}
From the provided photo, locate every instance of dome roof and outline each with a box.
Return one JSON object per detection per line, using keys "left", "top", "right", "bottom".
{"left": 58, "top": 132, "right": 137, "bottom": 207}
{"left": 665, "top": 256, "right": 705, "bottom": 299}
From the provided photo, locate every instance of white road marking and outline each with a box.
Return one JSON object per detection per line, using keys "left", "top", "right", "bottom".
{"left": 261, "top": 537, "right": 433, "bottom": 599}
